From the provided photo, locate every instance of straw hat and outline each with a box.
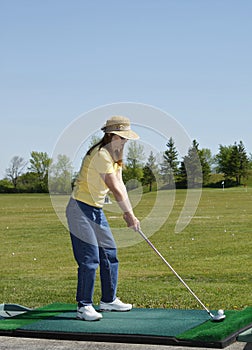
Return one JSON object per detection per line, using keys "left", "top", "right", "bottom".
{"left": 101, "top": 116, "right": 139, "bottom": 140}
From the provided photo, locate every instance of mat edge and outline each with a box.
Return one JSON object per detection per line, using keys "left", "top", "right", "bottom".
{"left": 2, "top": 329, "right": 231, "bottom": 349}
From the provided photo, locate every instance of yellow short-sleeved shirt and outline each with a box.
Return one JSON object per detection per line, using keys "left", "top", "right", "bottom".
{"left": 72, "top": 146, "right": 120, "bottom": 208}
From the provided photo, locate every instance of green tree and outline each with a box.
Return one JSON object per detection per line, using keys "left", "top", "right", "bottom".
{"left": 0, "top": 179, "right": 13, "bottom": 193}
{"left": 18, "top": 172, "right": 42, "bottom": 192}
{"left": 229, "top": 141, "right": 250, "bottom": 185}
{"left": 49, "top": 154, "right": 73, "bottom": 194}
{"left": 28, "top": 151, "right": 52, "bottom": 192}
{"left": 216, "top": 141, "right": 249, "bottom": 185}
{"left": 215, "top": 145, "right": 233, "bottom": 178}
{"left": 201, "top": 148, "right": 215, "bottom": 171}
{"left": 249, "top": 153, "right": 252, "bottom": 169}
{"left": 142, "top": 151, "right": 159, "bottom": 191}
{"left": 123, "top": 141, "right": 145, "bottom": 190}
{"left": 177, "top": 160, "right": 187, "bottom": 188}
{"left": 161, "top": 137, "right": 179, "bottom": 187}
{"left": 178, "top": 140, "right": 203, "bottom": 188}
{"left": 198, "top": 149, "right": 211, "bottom": 185}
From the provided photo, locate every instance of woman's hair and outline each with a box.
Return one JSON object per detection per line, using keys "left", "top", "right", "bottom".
{"left": 86, "top": 133, "right": 123, "bottom": 166}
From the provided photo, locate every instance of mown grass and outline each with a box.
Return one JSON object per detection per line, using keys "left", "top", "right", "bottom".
{"left": 0, "top": 188, "right": 251, "bottom": 311}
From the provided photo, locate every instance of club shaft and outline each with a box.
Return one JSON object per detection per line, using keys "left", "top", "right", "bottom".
{"left": 138, "top": 229, "right": 213, "bottom": 317}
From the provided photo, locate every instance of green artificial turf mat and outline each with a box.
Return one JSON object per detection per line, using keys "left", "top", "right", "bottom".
{"left": 19, "top": 306, "right": 209, "bottom": 337}
{"left": 177, "top": 307, "right": 252, "bottom": 342}
{"left": 1, "top": 303, "right": 251, "bottom": 348}
{"left": 0, "top": 303, "right": 74, "bottom": 331}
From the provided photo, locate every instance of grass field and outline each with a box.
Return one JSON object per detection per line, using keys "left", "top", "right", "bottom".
{"left": 0, "top": 188, "right": 251, "bottom": 311}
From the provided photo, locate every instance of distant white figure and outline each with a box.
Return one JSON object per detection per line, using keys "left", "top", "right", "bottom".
{"left": 104, "top": 195, "right": 112, "bottom": 204}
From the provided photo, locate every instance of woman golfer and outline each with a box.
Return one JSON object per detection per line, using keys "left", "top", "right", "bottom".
{"left": 66, "top": 116, "right": 140, "bottom": 321}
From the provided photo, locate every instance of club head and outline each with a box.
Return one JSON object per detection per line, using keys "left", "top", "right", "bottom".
{"left": 211, "top": 313, "right": 226, "bottom": 322}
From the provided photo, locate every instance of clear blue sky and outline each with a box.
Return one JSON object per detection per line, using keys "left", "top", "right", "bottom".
{"left": 1, "top": 0, "right": 251, "bottom": 178}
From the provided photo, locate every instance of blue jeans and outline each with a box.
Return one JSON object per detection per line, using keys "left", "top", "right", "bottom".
{"left": 66, "top": 198, "right": 118, "bottom": 306}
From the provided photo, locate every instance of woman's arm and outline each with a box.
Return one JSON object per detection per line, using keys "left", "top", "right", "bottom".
{"left": 101, "top": 171, "right": 140, "bottom": 231}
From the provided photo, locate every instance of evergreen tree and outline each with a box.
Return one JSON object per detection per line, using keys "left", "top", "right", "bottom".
{"left": 177, "top": 160, "right": 187, "bottom": 188}
{"left": 142, "top": 151, "right": 159, "bottom": 191}
{"left": 215, "top": 145, "right": 233, "bottom": 178}
{"left": 198, "top": 149, "right": 211, "bottom": 185}
{"left": 161, "top": 137, "right": 179, "bottom": 187}
{"left": 249, "top": 153, "right": 252, "bottom": 169}
{"left": 179, "top": 140, "right": 203, "bottom": 188}
{"left": 229, "top": 141, "right": 249, "bottom": 185}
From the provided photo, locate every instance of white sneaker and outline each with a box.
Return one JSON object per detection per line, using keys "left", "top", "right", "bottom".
{"left": 99, "top": 298, "right": 132, "bottom": 312}
{"left": 76, "top": 305, "right": 102, "bottom": 321}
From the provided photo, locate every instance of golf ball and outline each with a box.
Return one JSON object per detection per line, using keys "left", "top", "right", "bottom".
{"left": 218, "top": 309, "right": 224, "bottom": 315}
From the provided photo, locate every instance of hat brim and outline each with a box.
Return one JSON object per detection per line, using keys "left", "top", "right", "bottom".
{"left": 110, "top": 129, "right": 139, "bottom": 140}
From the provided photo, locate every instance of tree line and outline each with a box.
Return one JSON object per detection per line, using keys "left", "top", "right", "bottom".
{"left": 1, "top": 139, "right": 251, "bottom": 194}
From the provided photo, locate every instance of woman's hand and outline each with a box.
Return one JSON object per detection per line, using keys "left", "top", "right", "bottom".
{"left": 123, "top": 212, "right": 140, "bottom": 231}
{"left": 102, "top": 172, "right": 140, "bottom": 231}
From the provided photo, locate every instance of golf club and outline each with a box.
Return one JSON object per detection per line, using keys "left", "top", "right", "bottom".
{"left": 137, "top": 229, "right": 226, "bottom": 322}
